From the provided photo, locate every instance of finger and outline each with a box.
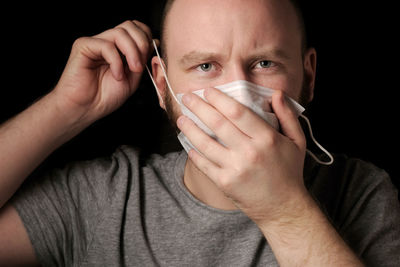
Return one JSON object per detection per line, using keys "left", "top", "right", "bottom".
{"left": 116, "top": 20, "right": 152, "bottom": 64}
{"left": 187, "top": 149, "right": 222, "bottom": 187}
{"left": 75, "top": 37, "right": 124, "bottom": 81}
{"left": 132, "top": 20, "right": 159, "bottom": 58}
{"left": 181, "top": 92, "right": 248, "bottom": 148}
{"left": 203, "top": 87, "right": 274, "bottom": 138}
{"left": 132, "top": 20, "right": 153, "bottom": 43}
{"left": 177, "top": 115, "right": 228, "bottom": 166}
{"left": 271, "top": 90, "right": 306, "bottom": 149}
{"left": 95, "top": 27, "right": 144, "bottom": 72}
{"left": 99, "top": 28, "right": 142, "bottom": 72}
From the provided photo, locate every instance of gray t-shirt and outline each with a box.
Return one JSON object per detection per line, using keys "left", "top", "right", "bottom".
{"left": 12, "top": 146, "right": 400, "bottom": 266}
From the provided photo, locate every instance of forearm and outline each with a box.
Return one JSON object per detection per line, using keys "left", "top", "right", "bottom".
{"left": 0, "top": 92, "right": 87, "bottom": 208}
{"left": 258, "top": 193, "right": 364, "bottom": 266}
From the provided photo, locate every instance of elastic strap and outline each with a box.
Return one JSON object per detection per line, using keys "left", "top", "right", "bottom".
{"left": 300, "top": 114, "right": 334, "bottom": 165}
{"left": 146, "top": 40, "right": 333, "bottom": 166}
{"left": 145, "top": 40, "right": 179, "bottom": 105}
{"left": 145, "top": 65, "right": 164, "bottom": 105}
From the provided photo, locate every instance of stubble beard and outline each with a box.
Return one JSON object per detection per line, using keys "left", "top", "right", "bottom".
{"left": 163, "top": 89, "right": 181, "bottom": 134}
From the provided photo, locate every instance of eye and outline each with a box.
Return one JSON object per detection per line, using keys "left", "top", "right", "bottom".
{"left": 197, "top": 63, "right": 213, "bottom": 72}
{"left": 255, "top": 60, "right": 275, "bottom": 69}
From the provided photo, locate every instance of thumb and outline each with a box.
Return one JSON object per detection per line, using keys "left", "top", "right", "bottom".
{"left": 271, "top": 90, "right": 306, "bottom": 150}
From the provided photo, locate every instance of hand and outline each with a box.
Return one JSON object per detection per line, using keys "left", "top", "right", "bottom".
{"left": 177, "top": 88, "right": 309, "bottom": 224}
{"left": 53, "top": 20, "right": 154, "bottom": 125}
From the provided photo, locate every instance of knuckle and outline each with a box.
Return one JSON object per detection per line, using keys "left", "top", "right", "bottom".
{"left": 298, "top": 137, "right": 307, "bottom": 151}
{"left": 227, "top": 103, "right": 245, "bottom": 120}
{"left": 132, "top": 19, "right": 141, "bottom": 26}
{"left": 113, "top": 27, "right": 128, "bottom": 37}
{"left": 218, "top": 175, "right": 233, "bottom": 191}
{"left": 243, "top": 145, "right": 262, "bottom": 164}
{"left": 197, "top": 139, "right": 213, "bottom": 155}
{"left": 137, "top": 39, "right": 150, "bottom": 52}
{"left": 72, "top": 37, "right": 87, "bottom": 48}
{"left": 209, "top": 114, "right": 226, "bottom": 131}
{"left": 121, "top": 20, "right": 134, "bottom": 27}
{"left": 133, "top": 20, "right": 152, "bottom": 36}
{"left": 71, "top": 37, "right": 91, "bottom": 54}
{"left": 259, "top": 131, "right": 278, "bottom": 147}
{"left": 115, "top": 20, "right": 134, "bottom": 30}
{"left": 102, "top": 40, "right": 115, "bottom": 51}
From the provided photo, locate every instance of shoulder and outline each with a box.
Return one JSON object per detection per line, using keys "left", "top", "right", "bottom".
{"left": 305, "top": 154, "right": 400, "bottom": 264}
{"left": 304, "top": 153, "right": 392, "bottom": 194}
{"left": 108, "top": 146, "right": 187, "bottom": 186}
{"left": 304, "top": 153, "right": 399, "bottom": 225}
{"left": 140, "top": 149, "right": 187, "bottom": 184}
{"left": 112, "top": 146, "right": 185, "bottom": 168}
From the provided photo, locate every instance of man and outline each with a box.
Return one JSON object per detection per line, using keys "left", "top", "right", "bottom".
{"left": 0, "top": 0, "right": 399, "bottom": 266}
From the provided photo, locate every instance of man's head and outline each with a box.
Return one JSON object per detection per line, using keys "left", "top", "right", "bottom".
{"left": 160, "top": 0, "right": 308, "bottom": 62}
{"left": 151, "top": 0, "right": 316, "bottom": 123}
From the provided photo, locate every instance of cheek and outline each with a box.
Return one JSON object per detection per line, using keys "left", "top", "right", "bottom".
{"left": 255, "top": 74, "right": 303, "bottom": 101}
{"left": 167, "top": 68, "right": 205, "bottom": 95}
{"left": 164, "top": 91, "right": 183, "bottom": 127}
{"left": 282, "top": 77, "right": 304, "bottom": 102}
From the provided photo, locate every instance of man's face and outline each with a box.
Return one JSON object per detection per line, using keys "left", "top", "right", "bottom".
{"left": 157, "top": 0, "right": 314, "bottom": 122}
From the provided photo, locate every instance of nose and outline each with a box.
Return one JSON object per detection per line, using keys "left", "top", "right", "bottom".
{"left": 225, "top": 64, "right": 250, "bottom": 83}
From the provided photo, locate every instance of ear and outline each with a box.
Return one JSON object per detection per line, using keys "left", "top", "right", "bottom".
{"left": 151, "top": 56, "right": 167, "bottom": 110}
{"left": 303, "top": 47, "right": 317, "bottom": 103}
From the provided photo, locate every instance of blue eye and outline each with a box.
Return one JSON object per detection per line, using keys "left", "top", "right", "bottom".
{"left": 256, "top": 60, "right": 274, "bottom": 68}
{"left": 198, "top": 63, "right": 213, "bottom": 72}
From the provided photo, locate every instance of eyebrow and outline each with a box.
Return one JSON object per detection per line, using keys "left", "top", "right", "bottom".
{"left": 179, "top": 51, "right": 225, "bottom": 66}
{"left": 178, "top": 47, "right": 292, "bottom": 67}
{"left": 248, "top": 48, "right": 292, "bottom": 62}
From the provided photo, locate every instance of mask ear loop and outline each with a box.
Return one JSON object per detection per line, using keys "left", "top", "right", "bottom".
{"left": 145, "top": 65, "right": 164, "bottom": 105}
{"left": 299, "top": 114, "right": 334, "bottom": 165}
{"left": 145, "top": 40, "right": 180, "bottom": 105}
{"left": 146, "top": 40, "right": 332, "bottom": 164}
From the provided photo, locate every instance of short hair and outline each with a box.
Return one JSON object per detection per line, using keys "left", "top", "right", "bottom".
{"left": 159, "top": 0, "right": 308, "bottom": 62}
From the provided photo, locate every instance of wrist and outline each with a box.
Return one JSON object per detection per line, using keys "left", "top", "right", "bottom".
{"left": 256, "top": 190, "right": 319, "bottom": 235}
{"left": 38, "top": 91, "right": 90, "bottom": 145}
{"left": 255, "top": 191, "right": 363, "bottom": 266}
{"left": 49, "top": 87, "right": 94, "bottom": 133}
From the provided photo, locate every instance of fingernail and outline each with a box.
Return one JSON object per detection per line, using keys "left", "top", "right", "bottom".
{"left": 177, "top": 116, "right": 186, "bottom": 127}
{"left": 188, "top": 149, "right": 195, "bottom": 159}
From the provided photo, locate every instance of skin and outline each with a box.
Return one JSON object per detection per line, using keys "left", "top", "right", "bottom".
{"left": 0, "top": 20, "right": 155, "bottom": 265}
{"left": 152, "top": 0, "right": 315, "bottom": 212}
{"left": 0, "top": 0, "right": 363, "bottom": 265}
{"left": 152, "top": 0, "right": 363, "bottom": 265}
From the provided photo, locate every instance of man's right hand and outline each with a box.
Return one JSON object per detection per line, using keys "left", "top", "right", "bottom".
{"left": 0, "top": 20, "right": 155, "bottom": 265}
{"left": 0, "top": 20, "right": 154, "bottom": 209}
{"left": 53, "top": 20, "right": 154, "bottom": 126}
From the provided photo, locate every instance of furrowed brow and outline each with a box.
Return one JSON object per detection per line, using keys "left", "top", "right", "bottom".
{"left": 179, "top": 51, "right": 224, "bottom": 66}
{"left": 249, "top": 48, "right": 292, "bottom": 62}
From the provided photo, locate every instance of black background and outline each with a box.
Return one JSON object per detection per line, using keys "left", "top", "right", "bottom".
{"left": 1, "top": 1, "right": 399, "bottom": 196}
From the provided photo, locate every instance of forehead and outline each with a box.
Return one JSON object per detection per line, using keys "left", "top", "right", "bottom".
{"left": 164, "top": 0, "right": 302, "bottom": 58}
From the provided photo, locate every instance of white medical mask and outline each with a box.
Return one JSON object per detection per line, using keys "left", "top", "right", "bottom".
{"left": 146, "top": 40, "right": 333, "bottom": 165}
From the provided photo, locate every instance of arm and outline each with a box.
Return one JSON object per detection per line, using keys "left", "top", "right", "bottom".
{"left": 0, "top": 92, "right": 86, "bottom": 209}
{"left": 0, "top": 20, "right": 152, "bottom": 209}
{"left": 0, "top": 20, "right": 154, "bottom": 265}
{"left": 257, "top": 192, "right": 363, "bottom": 266}
{"left": 177, "top": 88, "right": 363, "bottom": 266}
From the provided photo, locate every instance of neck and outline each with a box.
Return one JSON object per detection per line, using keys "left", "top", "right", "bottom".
{"left": 183, "top": 158, "right": 238, "bottom": 211}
